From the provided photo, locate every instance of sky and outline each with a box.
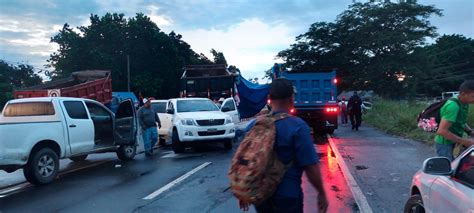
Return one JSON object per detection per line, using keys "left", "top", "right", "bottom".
{"left": 0, "top": 0, "right": 473, "bottom": 80}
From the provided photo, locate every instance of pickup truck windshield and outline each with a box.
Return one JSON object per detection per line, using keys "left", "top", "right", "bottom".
{"left": 3, "top": 102, "right": 55, "bottom": 117}
{"left": 177, "top": 100, "right": 219, "bottom": 113}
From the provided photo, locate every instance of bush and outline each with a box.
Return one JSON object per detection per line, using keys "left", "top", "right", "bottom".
{"left": 365, "top": 99, "right": 474, "bottom": 145}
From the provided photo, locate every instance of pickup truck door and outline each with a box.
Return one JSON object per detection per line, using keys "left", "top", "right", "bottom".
{"left": 221, "top": 98, "right": 239, "bottom": 123}
{"left": 61, "top": 100, "right": 95, "bottom": 154}
{"left": 114, "top": 99, "right": 137, "bottom": 145}
{"left": 159, "top": 103, "right": 172, "bottom": 138}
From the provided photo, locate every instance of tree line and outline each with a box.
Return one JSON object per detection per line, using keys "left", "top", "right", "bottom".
{"left": 277, "top": 1, "right": 473, "bottom": 98}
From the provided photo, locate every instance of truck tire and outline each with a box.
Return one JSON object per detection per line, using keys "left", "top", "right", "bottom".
{"left": 23, "top": 147, "right": 59, "bottom": 185}
{"left": 223, "top": 139, "right": 232, "bottom": 150}
{"left": 69, "top": 155, "right": 88, "bottom": 162}
{"left": 172, "top": 130, "right": 185, "bottom": 153}
{"left": 326, "top": 129, "right": 335, "bottom": 135}
{"left": 117, "top": 145, "right": 136, "bottom": 161}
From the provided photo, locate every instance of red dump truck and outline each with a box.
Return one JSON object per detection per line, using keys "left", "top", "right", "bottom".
{"left": 14, "top": 70, "right": 112, "bottom": 104}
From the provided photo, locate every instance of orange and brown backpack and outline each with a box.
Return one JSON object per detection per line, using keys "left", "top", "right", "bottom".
{"left": 228, "top": 113, "right": 291, "bottom": 205}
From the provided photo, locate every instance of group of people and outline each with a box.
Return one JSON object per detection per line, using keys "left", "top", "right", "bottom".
{"left": 339, "top": 92, "right": 363, "bottom": 131}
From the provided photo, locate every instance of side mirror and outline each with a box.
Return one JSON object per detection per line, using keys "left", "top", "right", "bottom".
{"left": 166, "top": 108, "right": 174, "bottom": 114}
{"left": 221, "top": 107, "right": 231, "bottom": 112}
{"left": 422, "top": 157, "right": 451, "bottom": 175}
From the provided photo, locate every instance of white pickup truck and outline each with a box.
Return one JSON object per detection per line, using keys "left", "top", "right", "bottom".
{"left": 0, "top": 97, "right": 138, "bottom": 185}
{"left": 157, "top": 98, "right": 236, "bottom": 153}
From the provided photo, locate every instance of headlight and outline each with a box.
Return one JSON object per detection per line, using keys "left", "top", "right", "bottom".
{"left": 181, "top": 119, "right": 195, "bottom": 126}
{"left": 225, "top": 117, "right": 233, "bottom": 124}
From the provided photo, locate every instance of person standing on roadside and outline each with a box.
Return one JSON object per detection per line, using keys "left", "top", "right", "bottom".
{"left": 348, "top": 91, "right": 362, "bottom": 131}
{"left": 435, "top": 80, "right": 474, "bottom": 161}
{"left": 339, "top": 98, "right": 348, "bottom": 126}
{"left": 137, "top": 98, "right": 161, "bottom": 156}
{"left": 239, "top": 78, "right": 328, "bottom": 213}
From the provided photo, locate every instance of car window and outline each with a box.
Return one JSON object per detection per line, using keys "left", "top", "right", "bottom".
{"left": 455, "top": 151, "right": 474, "bottom": 187}
{"left": 3, "top": 102, "right": 55, "bottom": 117}
{"left": 222, "top": 99, "right": 235, "bottom": 111}
{"left": 63, "top": 101, "right": 89, "bottom": 119}
{"left": 177, "top": 100, "right": 219, "bottom": 113}
{"left": 85, "top": 102, "right": 111, "bottom": 117}
{"left": 152, "top": 102, "right": 167, "bottom": 113}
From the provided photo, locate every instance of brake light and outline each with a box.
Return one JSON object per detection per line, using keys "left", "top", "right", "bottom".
{"left": 267, "top": 99, "right": 271, "bottom": 104}
{"left": 333, "top": 78, "right": 338, "bottom": 84}
{"left": 325, "top": 107, "right": 338, "bottom": 113}
{"left": 290, "top": 108, "right": 296, "bottom": 114}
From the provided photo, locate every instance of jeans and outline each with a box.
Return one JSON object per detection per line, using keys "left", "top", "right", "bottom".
{"left": 341, "top": 111, "right": 348, "bottom": 124}
{"left": 255, "top": 196, "right": 303, "bottom": 213}
{"left": 142, "top": 127, "right": 158, "bottom": 154}
{"left": 435, "top": 143, "right": 455, "bottom": 161}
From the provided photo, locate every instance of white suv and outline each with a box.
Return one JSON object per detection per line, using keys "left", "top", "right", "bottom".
{"left": 163, "top": 98, "right": 236, "bottom": 153}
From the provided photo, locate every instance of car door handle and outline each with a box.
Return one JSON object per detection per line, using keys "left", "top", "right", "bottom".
{"left": 69, "top": 124, "right": 77, "bottom": 128}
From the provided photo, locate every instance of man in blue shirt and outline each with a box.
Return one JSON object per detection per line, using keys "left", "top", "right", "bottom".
{"left": 244, "top": 78, "right": 328, "bottom": 213}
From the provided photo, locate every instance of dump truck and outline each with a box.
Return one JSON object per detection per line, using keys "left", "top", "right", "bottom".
{"left": 180, "top": 64, "right": 235, "bottom": 100}
{"left": 13, "top": 70, "right": 112, "bottom": 104}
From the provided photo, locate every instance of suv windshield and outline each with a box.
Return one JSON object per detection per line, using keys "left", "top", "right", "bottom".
{"left": 177, "top": 100, "right": 219, "bottom": 113}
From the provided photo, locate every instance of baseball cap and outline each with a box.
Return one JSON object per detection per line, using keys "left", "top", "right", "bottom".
{"left": 143, "top": 98, "right": 150, "bottom": 103}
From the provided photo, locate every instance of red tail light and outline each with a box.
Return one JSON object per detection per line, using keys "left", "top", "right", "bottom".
{"left": 267, "top": 99, "right": 271, "bottom": 104}
{"left": 333, "top": 78, "right": 338, "bottom": 84}
{"left": 325, "top": 107, "right": 339, "bottom": 113}
{"left": 290, "top": 108, "right": 296, "bottom": 114}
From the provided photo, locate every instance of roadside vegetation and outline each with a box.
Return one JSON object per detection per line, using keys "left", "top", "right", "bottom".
{"left": 365, "top": 99, "right": 474, "bottom": 145}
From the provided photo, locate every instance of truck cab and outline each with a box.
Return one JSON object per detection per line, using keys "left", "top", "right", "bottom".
{"left": 281, "top": 71, "right": 338, "bottom": 134}
{"left": 0, "top": 97, "right": 137, "bottom": 185}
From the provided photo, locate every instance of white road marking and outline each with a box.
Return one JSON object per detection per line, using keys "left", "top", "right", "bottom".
{"left": 161, "top": 152, "right": 178, "bottom": 158}
{"left": 327, "top": 134, "right": 373, "bottom": 213}
{"left": 143, "top": 162, "right": 212, "bottom": 200}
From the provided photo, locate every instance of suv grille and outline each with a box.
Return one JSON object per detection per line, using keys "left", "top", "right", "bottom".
{"left": 198, "top": 130, "right": 226, "bottom": 136}
{"left": 196, "top": 119, "right": 225, "bottom": 126}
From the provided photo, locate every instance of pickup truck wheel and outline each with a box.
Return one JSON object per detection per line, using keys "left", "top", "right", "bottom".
{"left": 223, "top": 139, "right": 232, "bottom": 150}
{"left": 403, "top": 194, "right": 424, "bottom": 213}
{"left": 69, "top": 155, "right": 88, "bottom": 162}
{"left": 172, "top": 130, "right": 185, "bottom": 153}
{"left": 23, "top": 147, "right": 59, "bottom": 185}
{"left": 117, "top": 145, "right": 136, "bottom": 161}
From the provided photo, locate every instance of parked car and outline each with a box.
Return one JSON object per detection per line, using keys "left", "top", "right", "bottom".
{"left": 361, "top": 101, "right": 373, "bottom": 114}
{"left": 220, "top": 97, "right": 240, "bottom": 124}
{"left": 0, "top": 97, "right": 138, "bottom": 185}
{"left": 109, "top": 92, "right": 139, "bottom": 113}
{"left": 404, "top": 146, "right": 474, "bottom": 213}
{"left": 162, "top": 98, "right": 236, "bottom": 153}
{"left": 151, "top": 99, "right": 172, "bottom": 145}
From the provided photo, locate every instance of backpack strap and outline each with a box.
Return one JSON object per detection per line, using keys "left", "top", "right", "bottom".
{"left": 271, "top": 112, "right": 290, "bottom": 121}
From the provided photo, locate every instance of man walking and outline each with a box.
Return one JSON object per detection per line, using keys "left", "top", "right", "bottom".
{"left": 240, "top": 78, "right": 328, "bottom": 213}
{"left": 435, "top": 80, "right": 474, "bottom": 161}
{"left": 348, "top": 91, "right": 362, "bottom": 131}
{"left": 137, "top": 98, "right": 161, "bottom": 156}
{"left": 339, "top": 98, "right": 348, "bottom": 126}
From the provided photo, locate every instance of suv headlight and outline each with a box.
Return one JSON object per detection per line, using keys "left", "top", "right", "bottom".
{"left": 181, "top": 119, "right": 195, "bottom": 126}
{"left": 225, "top": 117, "right": 233, "bottom": 124}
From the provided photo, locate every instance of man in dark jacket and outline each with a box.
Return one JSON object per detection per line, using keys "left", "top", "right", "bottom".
{"left": 348, "top": 92, "right": 362, "bottom": 131}
{"left": 137, "top": 98, "right": 161, "bottom": 156}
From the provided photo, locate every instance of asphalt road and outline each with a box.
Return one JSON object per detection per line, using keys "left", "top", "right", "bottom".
{"left": 0, "top": 134, "right": 355, "bottom": 213}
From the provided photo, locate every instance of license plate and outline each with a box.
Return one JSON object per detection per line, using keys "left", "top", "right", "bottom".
{"left": 207, "top": 128, "right": 218, "bottom": 132}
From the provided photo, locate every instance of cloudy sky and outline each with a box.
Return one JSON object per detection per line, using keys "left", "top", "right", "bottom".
{"left": 0, "top": 0, "right": 472, "bottom": 79}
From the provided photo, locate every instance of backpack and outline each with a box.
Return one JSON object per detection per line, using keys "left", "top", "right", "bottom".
{"left": 228, "top": 113, "right": 291, "bottom": 205}
{"left": 417, "top": 98, "right": 459, "bottom": 132}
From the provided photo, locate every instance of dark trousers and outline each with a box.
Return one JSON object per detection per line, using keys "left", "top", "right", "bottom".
{"left": 341, "top": 111, "right": 348, "bottom": 124}
{"left": 255, "top": 196, "right": 303, "bottom": 213}
{"left": 350, "top": 112, "right": 362, "bottom": 128}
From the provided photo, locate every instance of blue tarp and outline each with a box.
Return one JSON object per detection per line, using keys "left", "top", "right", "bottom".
{"left": 236, "top": 75, "right": 269, "bottom": 118}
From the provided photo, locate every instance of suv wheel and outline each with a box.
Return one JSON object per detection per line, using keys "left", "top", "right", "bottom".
{"left": 117, "top": 145, "right": 136, "bottom": 161}
{"left": 69, "top": 155, "right": 88, "bottom": 162}
{"left": 223, "top": 139, "right": 232, "bottom": 150}
{"left": 172, "top": 130, "right": 185, "bottom": 153}
{"left": 23, "top": 147, "right": 59, "bottom": 185}
{"left": 404, "top": 194, "right": 424, "bottom": 213}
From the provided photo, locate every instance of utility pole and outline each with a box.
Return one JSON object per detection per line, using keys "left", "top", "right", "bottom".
{"left": 127, "top": 54, "right": 130, "bottom": 92}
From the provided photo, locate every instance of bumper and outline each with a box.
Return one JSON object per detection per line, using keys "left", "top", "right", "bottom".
{"left": 178, "top": 124, "right": 236, "bottom": 142}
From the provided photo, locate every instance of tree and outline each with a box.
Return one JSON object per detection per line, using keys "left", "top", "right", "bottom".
{"left": 0, "top": 60, "right": 42, "bottom": 107}
{"left": 278, "top": 2, "right": 442, "bottom": 97}
{"left": 210, "top": 49, "right": 227, "bottom": 65}
{"left": 49, "top": 13, "right": 214, "bottom": 98}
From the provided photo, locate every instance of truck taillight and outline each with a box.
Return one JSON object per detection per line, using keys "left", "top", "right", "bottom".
{"left": 290, "top": 108, "right": 296, "bottom": 114}
{"left": 333, "top": 78, "right": 338, "bottom": 84}
{"left": 325, "top": 107, "right": 338, "bottom": 113}
{"left": 267, "top": 99, "right": 271, "bottom": 104}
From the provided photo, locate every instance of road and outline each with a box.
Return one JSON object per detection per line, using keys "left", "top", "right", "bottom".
{"left": 0, "top": 132, "right": 355, "bottom": 212}
{"left": 0, "top": 121, "right": 433, "bottom": 212}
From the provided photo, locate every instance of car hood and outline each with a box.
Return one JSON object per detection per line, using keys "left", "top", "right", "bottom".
{"left": 176, "top": 111, "right": 229, "bottom": 120}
